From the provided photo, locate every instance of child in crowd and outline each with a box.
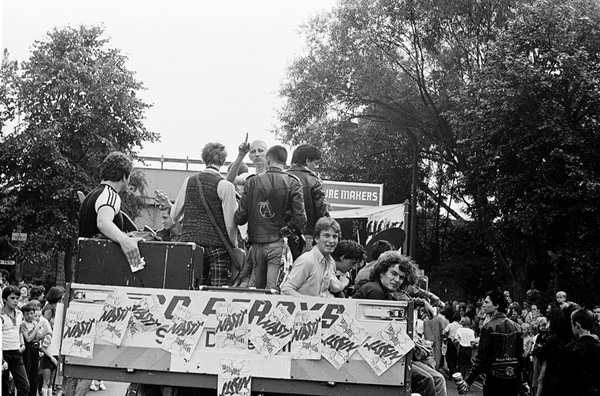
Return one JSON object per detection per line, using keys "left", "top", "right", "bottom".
{"left": 20, "top": 301, "right": 51, "bottom": 396}
{"left": 455, "top": 316, "right": 476, "bottom": 379}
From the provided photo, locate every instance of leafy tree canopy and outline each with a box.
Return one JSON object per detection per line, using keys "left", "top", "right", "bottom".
{"left": 0, "top": 25, "right": 158, "bottom": 282}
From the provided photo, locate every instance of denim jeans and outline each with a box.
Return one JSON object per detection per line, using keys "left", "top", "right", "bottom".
{"left": 250, "top": 239, "right": 284, "bottom": 289}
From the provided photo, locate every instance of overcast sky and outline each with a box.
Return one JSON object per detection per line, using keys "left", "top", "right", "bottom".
{"left": 1, "top": 0, "right": 336, "bottom": 166}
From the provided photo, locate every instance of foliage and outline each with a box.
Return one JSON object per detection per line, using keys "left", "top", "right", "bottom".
{"left": 277, "top": 0, "right": 600, "bottom": 300}
{"left": 0, "top": 25, "right": 158, "bottom": 282}
{"left": 451, "top": 0, "right": 600, "bottom": 302}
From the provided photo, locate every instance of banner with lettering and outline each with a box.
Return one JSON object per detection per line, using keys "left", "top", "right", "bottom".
{"left": 127, "top": 294, "right": 167, "bottom": 339}
{"left": 218, "top": 358, "right": 252, "bottom": 396}
{"left": 96, "top": 293, "right": 132, "bottom": 346}
{"left": 320, "top": 312, "right": 368, "bottom": 369}
{"left": 291, "top": 311, "right": 322, "bottom": 360}
{"left": 61, "top": 307, "right": 97, "bottom": 359}
{"left": 358, "top": 320, "right": 415, "bottom": 376}
{"left": 161, "top": 305, "right": 206, "bottom": 360}
{"left": 215, "top": 302, "right": 248, "bottom": 349}
{"left": 248, "top": 304, "right": 294, "bottom": 359}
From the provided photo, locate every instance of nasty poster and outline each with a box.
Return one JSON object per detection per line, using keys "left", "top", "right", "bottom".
{"left": 218, "top": 358, "right": 252, "bottom": 396}
{"left": 127, "top": 294, "right": 166, "bottom": 339}
{"left": 291, "top": 310, "right": 322, "bottom": 360}
{"left": 320, "top": 312, "right": 368, "bottom": 369}
{"left": 96, "top": 293, "right": 132, "bottom": 346}
{"left": 60, "top": 307, "right": 97, "bottom": 359}
{"left": 160, "top": 305, "right": 206, "bottom": 360}
{"left": 214, "top": 302, "right": 248, "bottom": 349}
{"left": 248, "top": 304, "right": 294, "bottom": 359}
{"left": 358, "top": 320, "right": 414, "bottom": 376}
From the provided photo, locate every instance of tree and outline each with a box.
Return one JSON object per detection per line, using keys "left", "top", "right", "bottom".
{"left": 453, "top": 0, "right": 600, "bottom": 305}
{"left": 0, "top": 25, "right": 158, "bottom": 283}
{"left": 277, "top": 0, "right": 515, "bottom": 290}
{"left": 278, "top": 0, "right": 600, "bottom": 301}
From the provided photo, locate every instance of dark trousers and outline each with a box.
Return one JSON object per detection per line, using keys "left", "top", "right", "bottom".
{"left": 483, "top": 376, "right": 520, "bottom": 396}
{"left": 22, "top": 344, "right": 40, "bottom": 396}
{"left": 446, "top": 340, "right": 458, "bottom": 374}
{"left": 457, "top": 345, "right": 473, "bottom": 378}
{"left": 2, "top": 350, "right": 30, "bottom": 396}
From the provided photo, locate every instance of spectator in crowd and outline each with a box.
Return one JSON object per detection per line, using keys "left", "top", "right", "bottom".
{"left": 41, "top": 286, "right": 64, "bottom": 396}
{"left": 28, "top": 286, "right": 45, "bottom": 307}
{"left": 442, "top": 312, "right": 461, "bottom": 375}
{"left": 460, "top": 290, "right": 523, "bottom": 396}
{"left": 235, "top": 145, "right": 307, "bottom": 289}
{"left": 424, "top": 305, "right": 449, "bottom": 371}
{"left": 20, "top": 301, "right": 50, "bottom": 396}
{"left": 1, "top": 285, "right": 29, "bottom": 396}
{"left": 456, "top": 316, "right": 476, "bottom": 379}
{"left": 525, "top": 304, "right": 542, "bottom": 325}
{"left": 535, "top": 303, "right": 579, "bottom": 396}
{"left": 555, "top": 291, "right": 568, "bottom": 309}
{"left": 504, "top": 290, "right": 513, "bottom": 304}
{"left": 593, "top": 305, "right": 600, "bottom": 338}
{"left": 521, "top": 322, "right": 534, "bottom": 388}
{"left": 78, "top": 152, "right": 142, "bottom": 275}
{"left": 507, "top": 302, "right": 524, "bottom": 325}
{"left": 17, "top": 284, "right": 30, "bottom": 309}
{"left": 531, "top": 316, "right": 550, "bottom": 396}
{"left": 171, "top": 142, "right": 238, "bottom": 287}
{"left": 287, "top": 144, "right": 330, "bottom": 249}
{"left": 280, "top": 217, "right": 340, "bottom": 297}
{"left": 554, "top": 308, "right": 600, "bottom": 396}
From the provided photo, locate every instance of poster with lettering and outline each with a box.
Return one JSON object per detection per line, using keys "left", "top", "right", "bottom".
{"left": 358, "top": 320, "right": 415, "bottom": 376}
{"left": 160, "top": 305, "right": 206, "bottom": 361}
{"left": 218, "top": 358, "right": 252, "bottom": 396}
{"left": 215, "top": 302, "right": 248, "bottom": 349}
{"left": 60, "top": 307, "right": 97, "bottom": 359}
{"left": 127, "top": 294, "right": 166, "bottom": 339}
{"left": 320, "top": 312, "right": 368, "bottom": 369}
{"left": 248, "top": 304, "right": 294, "bottom": 359}
{"left": 291, "top": 311, "right": 322, "bottom": 360}
{"left": 96, "top": 293, "right": 132, "bottom": 346}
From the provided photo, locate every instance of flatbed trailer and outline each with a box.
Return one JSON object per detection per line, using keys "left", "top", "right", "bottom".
{"left": 61, "top": 239, "right": 415, "bottom": 396}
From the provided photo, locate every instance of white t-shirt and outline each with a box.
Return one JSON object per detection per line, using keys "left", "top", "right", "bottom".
{"left": 1, "top": 310, "right": 23, "bottom": 350}
{"left": 444, "top": 321, "right": 461, "bottom": 340}
{"left": 456, "top": 326, "right": 476, "bottom": 347}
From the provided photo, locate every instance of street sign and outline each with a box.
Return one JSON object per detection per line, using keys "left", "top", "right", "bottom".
{"left": 11, "top": 232, "right": 27, "bottom": 242}
{"left": 0, "top": 260, "right": 15, "bottom": 265}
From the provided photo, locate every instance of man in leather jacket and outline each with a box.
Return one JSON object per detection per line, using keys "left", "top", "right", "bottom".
{"left": 235, "top": 145, "right": 307, "bottom": 289}
{"left": 460, "top": 290, "right": 523, "bottom": 395}
{"left": 287, "top": 144, "right": 330, "bottom": 249}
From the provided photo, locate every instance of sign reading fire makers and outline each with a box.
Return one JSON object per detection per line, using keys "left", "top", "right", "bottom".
{"left": 323, "top": 181, "right": 383, "bottom": 208}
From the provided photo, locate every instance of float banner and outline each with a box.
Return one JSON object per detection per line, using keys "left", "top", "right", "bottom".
{"left": 331, "top": 203, "right": 406, "bottom": 238}
{"left": 323, "top": 181, "right": 383, "bottom": 208}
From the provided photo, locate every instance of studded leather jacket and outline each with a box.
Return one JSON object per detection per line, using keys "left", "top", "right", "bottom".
{"left": 235, "top": 167, "right": 307, "bottom": 243}
{"left": 467, "top": 312, "right": 523, "bottom": 384}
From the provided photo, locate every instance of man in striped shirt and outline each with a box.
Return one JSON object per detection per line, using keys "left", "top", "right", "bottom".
{"left": 78, "top": 152, "right": 141, "bottom": 272}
